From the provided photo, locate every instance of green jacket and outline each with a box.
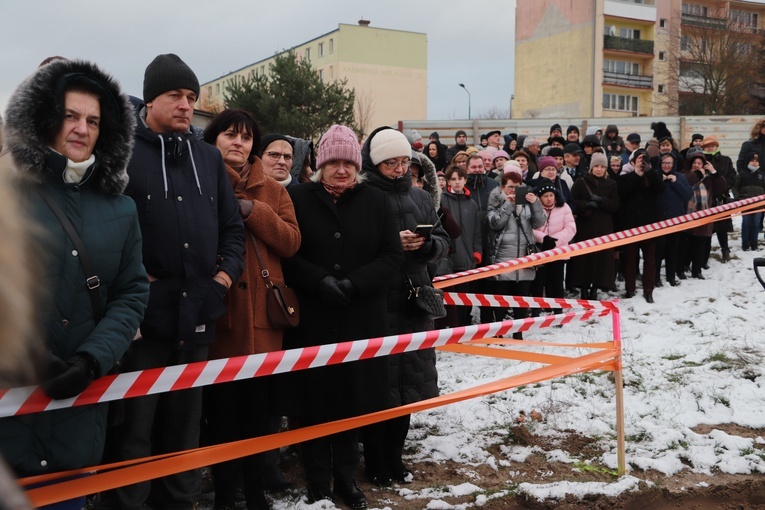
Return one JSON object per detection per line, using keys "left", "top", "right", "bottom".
{"left": 0, "top": 59, "right": 149, "bottom": 475}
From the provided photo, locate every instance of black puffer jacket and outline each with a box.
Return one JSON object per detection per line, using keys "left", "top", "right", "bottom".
{"left": 362, "top": 126, "right": 448, "bottom": 405}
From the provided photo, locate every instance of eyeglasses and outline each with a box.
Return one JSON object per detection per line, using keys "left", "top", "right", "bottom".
{"left": 382, "top": 158, "right": 411, "bottom": 170}
{"left": 265, "top": 151, "right": 293, "bottom": 162}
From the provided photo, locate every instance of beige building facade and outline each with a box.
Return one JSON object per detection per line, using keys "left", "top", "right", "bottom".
{"left": 513, "top": 0, "right": 765, "bottom": 119}
{"left": 201, "top": 21, "right": 428, "bottom": 135}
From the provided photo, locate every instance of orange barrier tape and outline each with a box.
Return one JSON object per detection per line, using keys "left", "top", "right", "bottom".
{"left": 25, "top": 344, "right": 621, "bottom": 507}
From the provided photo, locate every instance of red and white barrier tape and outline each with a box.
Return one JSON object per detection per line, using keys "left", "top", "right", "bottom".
{"left": 443, "top": 292, "right": 618, "bottom": 311}
{"left": 0, "top": 307, "right": 612, "bottom": 418}
{"left": 433, "top": 195, "right": 765, "bottom": 283}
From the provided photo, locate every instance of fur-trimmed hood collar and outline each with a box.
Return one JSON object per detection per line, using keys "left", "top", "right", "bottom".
{"left": 360, "top": 126, "right": 441, "bottom": 208}
{"left": 3, "top": 59, "right": 135, "bottom": 195}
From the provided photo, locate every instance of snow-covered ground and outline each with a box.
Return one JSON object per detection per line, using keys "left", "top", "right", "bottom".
{"left": 274, "top": 217, "right": 765, "bottom": 509}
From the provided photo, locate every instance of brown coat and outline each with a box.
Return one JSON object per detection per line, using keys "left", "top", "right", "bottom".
{"left": 210, "top": 157, "right": 301, "bottom": 359}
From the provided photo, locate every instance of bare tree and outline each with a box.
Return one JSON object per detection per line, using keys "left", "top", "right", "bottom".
{"left": 354, "top": 88, "right": 376, "bottom": 139}
{"left": 475, "top": 106, "right": 511, "bottom": 120}
{"left": 665, "top": 18, "right": 763, "bottom": 115}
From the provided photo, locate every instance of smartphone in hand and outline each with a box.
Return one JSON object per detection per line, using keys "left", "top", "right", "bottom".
{"left": 514, "top": 186, "right": 529, "bottom": 205}
{"left": 413, "top": 224, "right": 433, "bottom": 238}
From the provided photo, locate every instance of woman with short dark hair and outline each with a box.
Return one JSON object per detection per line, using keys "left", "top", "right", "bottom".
{"left": 202, "top": 108, "right": 301, "bottom": 510}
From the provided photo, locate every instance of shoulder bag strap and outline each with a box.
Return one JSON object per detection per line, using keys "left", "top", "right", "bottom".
{"left": 249, "top": 234, "right": 274, "bottom": 288}
{"left": 37, "top": 186, "right": 103, "bottom": 323}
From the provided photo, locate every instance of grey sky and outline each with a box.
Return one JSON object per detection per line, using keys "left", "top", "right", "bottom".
{"left": 1, "top": 1, "right": 516, "bottom": 123}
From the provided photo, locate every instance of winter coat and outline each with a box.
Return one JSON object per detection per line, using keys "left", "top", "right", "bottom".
{"left": 486, "top": 187, "right": 546, "bottom": 281}
{"left": 440, "top": 190, "right": 481, "bottom": 272}
{"left": 0, "top": 60, "right": 149, "bottom": 475}
{"left": 209, "top": 158, "right": 300, "bottom": 360}
{"left": 125, "top": 99, "right": 245, "bottom": 346}
{"left": 466, "top": 172, "right": 500, "bottom": 213}
{"left": 567, "top": 173, "right": 620, "bottom": 290}
{"left": 657, "top": 168, "right": 693, "bottom": 220}
{"left": 533, "top": 203, "right": 577, "bottom": 249}
{"left": 616, "top": 168, "right": 664, "bottom": 230}
{"left": 277, "top": 181, "right": 403, "bottom": 420}
{"left": 733, "top": 167, "right": 765, "bottom": 200}
{"left": 736, "top": 135, "right": 765, "bottom": 172}
{"left": 362, "top": 126, "right": 448, "bottom": 405}
{"left": 445, "top": 143, "right": 468, "bottom": 165}
{"left": 704, "top": 151, "right": 735, "bottom": 233}
{"left": 684, "top": 169, "right": 727, "bottom": 237}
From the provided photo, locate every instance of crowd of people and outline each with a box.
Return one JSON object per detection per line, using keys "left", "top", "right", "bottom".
{"left": 425, "top": 118, "right": 760, "bottom": 307}
{"left": 0, "top": 53, "right": 763, "bottom": 510}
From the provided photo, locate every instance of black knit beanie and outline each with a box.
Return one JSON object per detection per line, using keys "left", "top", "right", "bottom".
{"left": 143, "top": 54, "right": 199, "bottom": 103}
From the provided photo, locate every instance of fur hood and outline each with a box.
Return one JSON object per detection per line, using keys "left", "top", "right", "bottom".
{"left": 3, "top": 59, "right": 135, "bottom": 195}
{"left": 411, "top": 150, "right": 441, "bottom": 209}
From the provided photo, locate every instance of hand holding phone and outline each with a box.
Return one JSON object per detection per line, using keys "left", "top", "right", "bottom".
{"left": 413, "top": 225, "right": 433, "bottom": 239}
{"left": 514, "top": 186, "right": 529, "bottom": 205}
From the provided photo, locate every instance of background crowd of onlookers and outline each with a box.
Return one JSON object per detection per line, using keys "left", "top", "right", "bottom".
{"left": 1, "top": 53, "right": 764, "bottom": 510}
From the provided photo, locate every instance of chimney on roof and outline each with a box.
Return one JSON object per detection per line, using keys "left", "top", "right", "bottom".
{"left": 358, "top": 19, "right": 371, "bottom": 27}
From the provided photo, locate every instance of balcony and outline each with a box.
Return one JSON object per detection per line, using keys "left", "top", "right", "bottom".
{"left": 603, "top": 35, "right": 654, "bottom": 55}
{"left": 681, "top": 13, "right": 727, "bottom": 30}
{"left": 603, "top": 71, "right": 653, "bottom": 89}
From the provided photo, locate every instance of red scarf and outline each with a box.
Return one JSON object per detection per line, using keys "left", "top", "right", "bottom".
{"left": 322, "top": 179, "right": 358, "bottom": 200}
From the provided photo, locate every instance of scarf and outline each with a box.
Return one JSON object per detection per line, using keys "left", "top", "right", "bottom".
{"left": 234, "top": 161, "right": 252, "bottom": 191}
{"left": 689, "top": 181, "right": 709, "bottom": 213}
{"left": 322, "top": 179, "right": 358, "bottom": 200}
{"left": 62, "top": 154, "right": 96, "bottom": 184}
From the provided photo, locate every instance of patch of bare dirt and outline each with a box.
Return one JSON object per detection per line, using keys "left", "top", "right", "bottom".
{"left": 196, "top": 424, "right": 765, "bottom": 509}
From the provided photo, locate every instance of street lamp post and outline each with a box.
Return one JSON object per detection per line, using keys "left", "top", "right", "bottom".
{"left": 458, "top": 83, "right": 471, "bottom": 120}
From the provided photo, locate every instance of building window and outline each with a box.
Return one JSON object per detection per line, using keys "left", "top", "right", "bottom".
{"left": 730, "top": 10, "right": 759, "bottom": 29}
{"left": 680, "top": 36, "right": 688, "bottom": 51}
{"left": 659, "top": 51, "right": 666, "bottom": 61}
{"left": 620, "top": 28, "right": 641, "bottom": 40}
{"left": 261, "top": 65, "right": 265, "bottom": 75}
{"left": 603, "top": 93, "right": 639, "bottom": 114}
{"left": 604, "top": 59, "right": 639, "bottom": 75}
{"left": 329, "top": 66, "right": 334, "bottom": 80}
{"left": 329, "top": 38, "right": 334, "bottom": 54}
{"left": 658, "top": 84, "right": 665, "bottom": 93}
{"left": 319, "top": 42, "right": 324, "bottom": 57}
{"left": 682, "top": 3, "right": 708, "bottom": 17}
{"left": 319, "top": 69, "right": 324, "bottom": 80}
{"left": 659, "top": 18, "right": 667, "bottom": 28}
{"left": 215, "top": 83, "right": 220, "bottom": 94}
{"left": 305, "top": 47, "right": 311, "bottom": 61}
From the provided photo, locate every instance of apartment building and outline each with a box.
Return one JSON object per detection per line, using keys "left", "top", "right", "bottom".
{"left": 200, "top": 21, "right": 428, "bottom": 132}
{"left": 513, "top": 0, "right": 765, "bottom": 119}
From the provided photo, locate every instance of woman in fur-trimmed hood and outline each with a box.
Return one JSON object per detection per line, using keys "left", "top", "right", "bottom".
{"left": 0, "top": 59, "right": 149, "bottom": 492}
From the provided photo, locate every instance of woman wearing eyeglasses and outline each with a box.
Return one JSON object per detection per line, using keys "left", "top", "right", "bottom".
{"left": 259, "top": 134, "right": 296, "bottom": 188}
{"left": 360, "top": 127, "right": 449, "bottom": 488}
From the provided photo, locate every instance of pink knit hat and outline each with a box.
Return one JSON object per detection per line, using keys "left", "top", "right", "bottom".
{"left": 316, "top": 125, "right": 362, "bottom": 170}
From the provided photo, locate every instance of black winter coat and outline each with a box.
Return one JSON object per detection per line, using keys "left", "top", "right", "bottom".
{"left": 440, "top": 190, "right": 481, "bottom": 272}
{"left": 125, "top": 101, "right": 245, "bottom": 346}
{"left": 278, "top": 181, "right": 403, "bottom": 420}
{"left": 362, "top": 127, "right": 449, "bottom": 405}
{"left": 616, "top": 168, "right": 664, "bottom": 230}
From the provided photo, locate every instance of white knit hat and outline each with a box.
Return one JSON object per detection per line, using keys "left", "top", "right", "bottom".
{"left": 370, "top": 129, "right": 411, "bottom": 165}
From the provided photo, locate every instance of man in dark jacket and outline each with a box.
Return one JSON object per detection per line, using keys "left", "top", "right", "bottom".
{"left": 616, "top": 153, "right": 664, "bottom": 302}
{"left": 99, "top": 54, "right": 245, "bottom": 510}
{"left": 444, "top": 129, "right": 469, "bottom": 164}
{"left": 0, "top": 59, "right": 150, "bottom": 509}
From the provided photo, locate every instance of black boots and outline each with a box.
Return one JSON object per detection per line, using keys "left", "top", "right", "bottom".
{"left": 334, "top": 480, "right": 368, "bottom": 509}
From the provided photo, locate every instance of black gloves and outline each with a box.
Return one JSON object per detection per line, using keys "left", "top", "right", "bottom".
{"left": 589, "top": 194, "right": 604, "bottom": 203}
{"left": 336, "top": 278, "right": 357, "bottom": 299}
{"left": 586, "top": 201, "right": 599, "bottom": 209}
{"left": 318, "top": 275, "right": 351, "bottom": 308}
{"left": 541, "top": 236, "right": 557, "bottom": 251}
{"left": 41, "top": 352, "right": 97, "bottom": 400}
